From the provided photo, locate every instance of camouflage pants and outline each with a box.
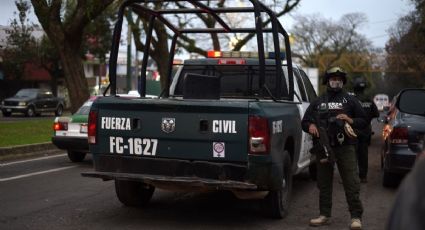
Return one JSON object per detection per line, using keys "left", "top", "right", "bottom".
{"left": 316, "top": 144, "right": 363, "bottom": 218}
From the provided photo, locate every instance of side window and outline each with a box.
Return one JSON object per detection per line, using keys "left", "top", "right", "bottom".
{"left": 293, "top": 69, "right": 308, "bottom": 102}
{"left": 299, "top": 69, "right": 317, "bottom": 101}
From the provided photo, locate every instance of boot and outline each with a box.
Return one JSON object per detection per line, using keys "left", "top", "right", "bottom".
{"left": 309, "top": 215, "right": 330, "bottom": 227}
{"left": 350, "top": 218, "right": 362, "bottom": 230}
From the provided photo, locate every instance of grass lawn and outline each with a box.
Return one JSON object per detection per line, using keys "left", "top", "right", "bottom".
{"left": 0, "top": 119, "right": 54, "bottom": 147}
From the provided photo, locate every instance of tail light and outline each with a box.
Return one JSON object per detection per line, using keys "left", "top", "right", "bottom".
{"left": 390, "top": 127, "right": 408, "bottom": 144}
{"left": 88, "top": 110, "right": 98, "bottom": 144}
{"left": 249, "top": 116, "right": 270, "bottom": 154}
{"left": 53, "top": 122, "right": 68, "bottom": 131}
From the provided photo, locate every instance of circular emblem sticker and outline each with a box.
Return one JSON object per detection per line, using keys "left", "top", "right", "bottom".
{"left": 213, "top": 142, "right": 225, "bottom": 158}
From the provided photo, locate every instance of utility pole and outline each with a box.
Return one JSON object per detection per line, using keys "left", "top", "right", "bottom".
{"left": 126, "top": 11, "right": 132, "bottom": 92}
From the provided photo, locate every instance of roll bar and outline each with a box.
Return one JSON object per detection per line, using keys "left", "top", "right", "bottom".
{"left": 107, "top": 0, "right": 294, "bottom": 101}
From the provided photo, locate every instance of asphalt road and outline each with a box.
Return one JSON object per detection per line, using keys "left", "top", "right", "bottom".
{"left": 0, "top": 121, "right": 398, "bottom": 230}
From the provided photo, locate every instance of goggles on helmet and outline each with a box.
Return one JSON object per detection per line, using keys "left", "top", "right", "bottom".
{"left": 326, "top": 66, "right": 346, "bottom": 75}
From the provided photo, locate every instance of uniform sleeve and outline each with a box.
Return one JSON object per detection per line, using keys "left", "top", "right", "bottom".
{"left": 350, "top": 96, "right": 367, "bottom": 129}
{"left": 301, "top": 99, "right": 319, "bottom": 133}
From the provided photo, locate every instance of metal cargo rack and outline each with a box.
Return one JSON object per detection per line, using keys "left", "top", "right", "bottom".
{"left": 108, "top": 0, "right": 294, "bottom": 101}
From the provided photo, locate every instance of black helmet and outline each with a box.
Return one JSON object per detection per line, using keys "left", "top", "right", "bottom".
{"left": 353, "top": 77, "right": 367, "bottom": 91}
{"left": 322, "top": 66, "right": 347, "bottom": 85}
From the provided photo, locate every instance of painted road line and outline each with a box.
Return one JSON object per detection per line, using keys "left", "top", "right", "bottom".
{"left": 0, "top": 154, "right": 67, "bottom": 167}
{"left": 0, "top": 166, "right": 77, "bottom": 182}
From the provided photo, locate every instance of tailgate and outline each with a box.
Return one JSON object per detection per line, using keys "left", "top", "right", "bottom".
{"left": 91, "top": 97, "right": 250, "bottom": 163}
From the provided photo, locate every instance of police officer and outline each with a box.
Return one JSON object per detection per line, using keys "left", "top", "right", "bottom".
{"left": 302, "top": 67, "right": 367, "bottom": 229}
{"left": 352, "top": 77, "right": 379, "bottom": 183}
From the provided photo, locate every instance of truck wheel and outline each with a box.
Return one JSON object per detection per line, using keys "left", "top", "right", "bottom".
{"left": 262, "top": 152, "right": 293, "bottom": 219}
{"left": 115, "top": 179, "right": 155, "bottom": 207}
{"left": 55, "top": 105, "right": 63, "bottom": 116}
{"left": 67, "top": 151, "right": 86, "bottom": 162}
{"left": 382, "top": 171, "right": 399, "bottom": 188}
{"left": 2, "top": 111, "right": 11, "bottom": 117}
{"left": 26, "top": 106, "right": 35, "bottom": 117}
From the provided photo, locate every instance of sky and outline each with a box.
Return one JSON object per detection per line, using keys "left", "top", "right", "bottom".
{"left": 0, "top": 0, "right": 414, "bottom": 49}
{"left": 281, "top": 0, "right": 414, "bottom": 48}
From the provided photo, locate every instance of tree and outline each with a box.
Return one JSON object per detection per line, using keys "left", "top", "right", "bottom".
{"left": 384, "top": 0, "right": 425, "bottom": 91}
{"left": 291, "top": 13, "right": 373, "bottom": 70}
{"left": 31, "top": 0, "right": 116, "bottom": 112}
{"left": 2, "top": 0, "right": 37, "bottom": 80}
{"left": 127, "top": 0, "right": 301, "bottom": 90}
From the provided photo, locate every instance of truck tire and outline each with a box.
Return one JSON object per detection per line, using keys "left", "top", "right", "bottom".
{"left": 55, "top": 105, "right": 64, "bottom": 116}
{"left": 67, "top": 151, "right": 86, "bottom": 162}
{"left": 26, "top": 106, "right": 35, "bottom": 117}
{"left": 262, "top": 151, "right": 293, "bottom": 219}
{"left": 115, "top": 179, "right": 155, "bottom": 207}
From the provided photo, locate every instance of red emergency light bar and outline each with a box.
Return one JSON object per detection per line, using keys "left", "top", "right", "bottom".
{"left": 207, "top": 50, "right": 222, "bottom": 58}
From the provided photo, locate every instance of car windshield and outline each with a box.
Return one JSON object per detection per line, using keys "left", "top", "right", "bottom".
{"left": 15, "top": 89, "right": 37, "bottom": 98}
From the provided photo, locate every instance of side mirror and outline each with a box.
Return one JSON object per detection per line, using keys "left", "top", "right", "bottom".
{"left": 395, "top": 89, "right": 425, "bottom": 116}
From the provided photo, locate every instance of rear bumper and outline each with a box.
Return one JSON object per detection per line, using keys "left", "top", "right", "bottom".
{"left": 2, "top": 106, "right": 28, "bottom": 113}
{"left": 82, "top": 154, "right": 274, "bottom": 190}
{"left": 384, "top": 145, "right": 417, "bottom": 174}
{"left": 51, "top": 136, "right": 88, "bottom": 152}
{"left": 82, "top": 171, "right": 257, "bottom": 190}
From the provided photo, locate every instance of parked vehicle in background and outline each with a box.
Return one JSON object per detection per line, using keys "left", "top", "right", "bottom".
{"left": 0, "top": 88, "right": 65, "bottom": 117}
{"left": 374, "top": 94, "right": 390, "bottom": 111}
{"left": 52, "top": 96, "right": 98, "bottom": 162}
{"left": 379, "top": 93, "right": 425, "bottom": 187}
{"left": 386, "top": 88, "right": 425, "bottom": 230}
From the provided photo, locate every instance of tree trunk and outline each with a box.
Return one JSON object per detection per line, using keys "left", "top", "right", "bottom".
{"left": 58, "top": 44, "right": 89, "bottom": 113}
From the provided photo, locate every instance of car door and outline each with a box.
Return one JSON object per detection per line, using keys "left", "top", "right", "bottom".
{"left": 44, "top": 92, "right": 57, "bottom": 111}
{"left": 34, "top": 90, "right": 46, "bottom": 111}
{"left": 293, "top": 67, "right": 314, "bottom": 172}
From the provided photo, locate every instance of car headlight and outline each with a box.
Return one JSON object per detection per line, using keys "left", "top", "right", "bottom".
{"left": 19, "top": 102, "right": 27, "bottom": 106}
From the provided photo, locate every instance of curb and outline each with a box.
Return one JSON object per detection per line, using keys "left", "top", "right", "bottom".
{"left": 0, "top": 142, "right": 64, "bottom": 162}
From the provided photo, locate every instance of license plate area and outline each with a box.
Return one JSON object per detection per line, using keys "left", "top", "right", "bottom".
{"left": 80, "top": 124, "right": 88, "bottom": 133}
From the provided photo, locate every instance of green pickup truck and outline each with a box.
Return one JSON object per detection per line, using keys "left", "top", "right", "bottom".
{"left": 83, "top": 0, "right": 317, "bottom": 218}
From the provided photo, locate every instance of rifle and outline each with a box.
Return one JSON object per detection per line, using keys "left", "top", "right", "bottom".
{"left": 309, "top": 105, "right": 336, "bottom": 164}
{"left": 315, "top": 125, "right": 335, "bottom": 164}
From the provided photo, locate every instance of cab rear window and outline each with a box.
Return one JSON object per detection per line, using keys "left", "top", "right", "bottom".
{"left": 173, "top": 64, "right": 288, "bottom": 99}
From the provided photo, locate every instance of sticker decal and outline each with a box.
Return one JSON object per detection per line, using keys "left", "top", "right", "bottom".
{"left": 213, "top": 142, "right": 225, "bottom": 158}
{"left": 272, "top": 120, "right": 283, "bottom": 134}
{"left": 161, "top": 118, "right": 175, "bottom": 133}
